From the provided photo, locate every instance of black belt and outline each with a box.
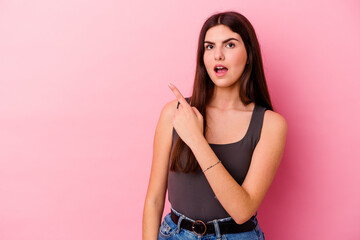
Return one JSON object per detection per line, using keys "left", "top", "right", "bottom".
{"left": 170, "top": 209, "right": 256, "bottom": 236}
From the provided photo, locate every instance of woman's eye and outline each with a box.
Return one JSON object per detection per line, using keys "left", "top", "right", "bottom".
{"left": 227, "top": 43, "right": 235, "bottom": 48}
{"left": 205, "top": 45, "right": 213, "bottom": 50}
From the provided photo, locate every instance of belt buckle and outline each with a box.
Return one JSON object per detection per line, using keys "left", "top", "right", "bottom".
{"left": 191, "top": 220, "right": 207, "bottom": 236}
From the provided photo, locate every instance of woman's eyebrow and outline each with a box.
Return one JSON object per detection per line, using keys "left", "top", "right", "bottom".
{"left": 203, "top": 38, "right": 240, "bottom": 44}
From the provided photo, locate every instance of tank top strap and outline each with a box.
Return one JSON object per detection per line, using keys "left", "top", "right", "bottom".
{"left": 248, "top": 104, "right": 267, "bottom": 150}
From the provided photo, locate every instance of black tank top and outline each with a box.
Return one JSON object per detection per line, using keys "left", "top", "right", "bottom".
{"left": 167, "top": 97, "right": 267, "bottom": 222}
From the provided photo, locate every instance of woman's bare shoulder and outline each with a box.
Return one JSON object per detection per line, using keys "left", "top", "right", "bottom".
{"left": 263, "top": 109, "right": 288, "bottom": 136}
{"left": 160, "top": 99, "right": 178, "bottom": 120}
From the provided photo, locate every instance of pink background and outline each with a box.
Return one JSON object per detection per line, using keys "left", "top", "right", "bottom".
{"left": 0, "top": 0, "right": 359, "bottom": 239}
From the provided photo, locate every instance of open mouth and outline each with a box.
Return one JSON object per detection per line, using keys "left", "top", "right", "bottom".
{"left": 215, "top": 68, "right": 227, "bottom": 73}
{"left": 214, "top": 66, "right": 228, "bottom": 73}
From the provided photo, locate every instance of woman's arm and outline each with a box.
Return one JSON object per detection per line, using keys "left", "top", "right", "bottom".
{"left": 189, "top": 110, "right": 287, "bottom": 224}
{"left": 142, "top": 100, "right": 177, "bottom": 240}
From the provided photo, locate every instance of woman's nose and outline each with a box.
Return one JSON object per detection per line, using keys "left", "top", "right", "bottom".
{"left": 214, "top": 48, "right": 224, "bottom": 60}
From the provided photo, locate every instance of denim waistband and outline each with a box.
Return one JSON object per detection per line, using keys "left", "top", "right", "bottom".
{"left": 170, "top": 206, "right": 258, "bottom": 238}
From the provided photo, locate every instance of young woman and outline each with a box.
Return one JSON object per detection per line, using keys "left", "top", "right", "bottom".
{"left": 143, "top": 11, "right": 287, "bottom": 240}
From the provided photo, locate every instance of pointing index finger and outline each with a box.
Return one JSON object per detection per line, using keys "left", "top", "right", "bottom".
{"left": 168, "top": 83, "right": 190, "bottom": 109}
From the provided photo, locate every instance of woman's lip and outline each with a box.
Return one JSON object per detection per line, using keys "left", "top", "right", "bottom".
{"left": 214, "top": 64, "right": 227, "bottom": 70}
{"left": 215, "top": 68, "right": 228, "bottom": 77}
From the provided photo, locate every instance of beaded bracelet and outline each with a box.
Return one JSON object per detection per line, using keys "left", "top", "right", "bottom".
{"left": 202, "top": 160, "right": 221, "bottom": 173}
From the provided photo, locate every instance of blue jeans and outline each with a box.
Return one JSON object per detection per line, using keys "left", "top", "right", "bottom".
{"left": 158, "top": 207, "right": 265, "bottom": 240}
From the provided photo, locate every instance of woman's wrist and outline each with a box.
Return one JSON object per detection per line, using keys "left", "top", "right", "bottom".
{"left": 187, "top": 133, "right": 206, "bottom": 150}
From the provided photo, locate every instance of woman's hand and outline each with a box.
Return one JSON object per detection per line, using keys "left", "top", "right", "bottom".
{"left": 168, "top": 82, "right": 204, "bottom": 147}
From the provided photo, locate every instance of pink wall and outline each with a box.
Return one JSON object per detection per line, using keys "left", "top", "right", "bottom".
{"left": 0, "top": 0, "right": 359, "bottom": 239}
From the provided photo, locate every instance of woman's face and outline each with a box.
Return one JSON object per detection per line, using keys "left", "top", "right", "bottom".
{"left": 203, "top": 25, "right": 248, "bottom": 87}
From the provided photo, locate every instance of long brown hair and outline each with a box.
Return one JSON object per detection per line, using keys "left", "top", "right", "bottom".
{"left": 169, "top": 11, "right": 273, "bottom": 173}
